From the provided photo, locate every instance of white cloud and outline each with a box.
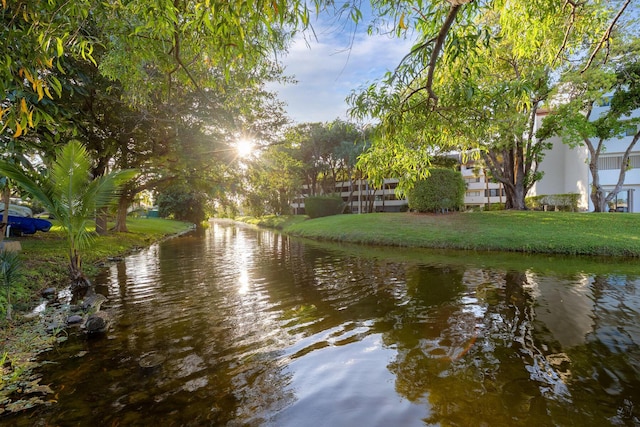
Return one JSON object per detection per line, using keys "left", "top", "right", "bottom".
{"left": 268, "top": 19, "right": 414, "bottom": 124}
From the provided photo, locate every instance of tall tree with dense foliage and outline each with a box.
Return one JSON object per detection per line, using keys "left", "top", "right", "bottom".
{"left": 291, "top": 120, "right": 367, "bottom": 196}
{"left": 243, "top": 142, "right": 304, "bottom": 216}
{"left": 1, "top": 0, "right": 311, "bottom": 134}
{"left": 537, "top": 38, "right": 640, "bottom": 212}
{"left": 2, "top": 1, "right": 299, "bottom": 230}
{"left": 348, "top": 0, "right": 633, "bottom": 208}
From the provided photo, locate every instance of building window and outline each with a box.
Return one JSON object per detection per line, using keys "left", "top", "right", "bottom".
{"left": 607, "top": 190, "right": 631, "bottom": 212}
{"left": 485, "top": 188, "right": 503, "bottom": 197}
{"left": 625, "top": 125, "right": 638, "bottom": 137}
{"left": 598, "top": 156, "right": 622, "bottom": 170}
{"left": 466, "top": 191, "right": 481, "bottom": 197}
{"left": 598, "top": 155, "right": 640, "bottom": 170}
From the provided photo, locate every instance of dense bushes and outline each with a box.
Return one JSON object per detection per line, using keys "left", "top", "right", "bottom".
{"left": 526, "top": 193, "right": 580, "bottom": 211}
{"left": 304, "top": 195, "right": 345, "bottom": 218}
{"left": 157, "top": 185, "right": 212, "bottom": 224}
{"left": 408, "top": 169, "right": 465, "bottom": 213}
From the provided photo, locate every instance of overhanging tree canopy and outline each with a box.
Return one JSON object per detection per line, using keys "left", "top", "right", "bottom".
{"left": 347, "top": 0, "right": 635, "bottom": 209}
{"left": 1, "top": 0, "right": 312, "bottom": 136}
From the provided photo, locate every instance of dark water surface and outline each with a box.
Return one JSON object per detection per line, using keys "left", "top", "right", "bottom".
{"left": 6, "top": 220, "right": 640, "bottom": 426}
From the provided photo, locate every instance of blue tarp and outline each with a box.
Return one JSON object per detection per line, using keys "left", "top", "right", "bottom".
{"left": 7, "top": 215, "right": 52, "bottom": 234}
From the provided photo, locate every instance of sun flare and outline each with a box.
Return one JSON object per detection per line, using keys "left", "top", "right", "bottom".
{"left": 236, "top": 139, "right": 254, "bottom": 158}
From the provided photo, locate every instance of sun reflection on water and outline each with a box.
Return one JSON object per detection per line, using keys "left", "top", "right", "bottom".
{"left": 238, "top": 269, "right": 250, "bottom": 295}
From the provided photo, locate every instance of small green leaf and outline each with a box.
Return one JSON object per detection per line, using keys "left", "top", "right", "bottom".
{"left": 56, "top": 37, "right": 64, "bottom": 57}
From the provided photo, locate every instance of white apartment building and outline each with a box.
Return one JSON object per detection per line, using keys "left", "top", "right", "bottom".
{"left": 531, "top": 100, "right": 640, "bottom": 213}
{"left": 291, "top": 178, "right": 407, "bottom": 214}
{"left": 291, "top": 164, "right": 503, "bottom": 214}
{"left": 292, "top": 98, "right": 639, "bottom": 214}
{"left": 459, "top": 160, "right": 505, "bottom": 210}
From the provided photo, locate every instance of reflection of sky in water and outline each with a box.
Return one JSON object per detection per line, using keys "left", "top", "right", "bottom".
{"left": 527, "top": 272, "right": 594, "bottom": 348}
{"left": 231, "top": 225, "right": 252, "bottom": 295}
{"left": 24, "top": 221, "right": 640, "bottom": 427}
{"left": 460, "top": 295, "right": 486, "bottom": 318}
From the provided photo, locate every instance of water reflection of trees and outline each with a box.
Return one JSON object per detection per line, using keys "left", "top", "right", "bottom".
{"left": 81, "top": 223, "right": 301, "bottom": 426}
{"left": 383, "top": 266, "right": 640, "bottom": 426}
{"left": 158, "top": 226, "right": 640, "bottom": 425}
{"left": 248, "top": 231, "right": 639, "bottom": 425}
{"left": 74, "top": 224, "right": 640, "bottom": 425}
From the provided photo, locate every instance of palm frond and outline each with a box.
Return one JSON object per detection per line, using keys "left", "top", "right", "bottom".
{"left": 0, "top": 160, "right": 59, "bottom": 217}
{"left": 51, "top": 141, "right": 92, "bottom": 218}
{"left": 71, "top": 218, "right": 96, "bottom": 251}
{"left": 0, "top": 250, "right": 22, "bottom": 288}
{"left": 84, "top": 169, "right": 138, "bottom": 210}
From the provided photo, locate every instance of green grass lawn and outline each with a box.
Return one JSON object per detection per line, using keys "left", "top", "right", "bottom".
{"left": 235, "top": 214, "right": 307, "bottom": 230}
{"left": 282, "top": 211, "right": 640, "bottom": 257}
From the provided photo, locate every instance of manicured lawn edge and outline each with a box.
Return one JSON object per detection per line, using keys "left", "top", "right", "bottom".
{"left": 241, "top": 211, "right": 640, "bottom": 258}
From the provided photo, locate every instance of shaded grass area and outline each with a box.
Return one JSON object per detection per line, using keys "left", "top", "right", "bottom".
{"left": 0, "top": 218, "right": 193, "bottom": 415}
{"left": 282, "top": 211, "right": 640, "bottom": 257}
{"left": 236, "top": 214, "right": 307, "bottom": 230}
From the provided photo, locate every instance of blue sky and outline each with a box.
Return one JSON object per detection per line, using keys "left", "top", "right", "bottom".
{"left": 269, "top": 10, "right": 415, "bottom": 124}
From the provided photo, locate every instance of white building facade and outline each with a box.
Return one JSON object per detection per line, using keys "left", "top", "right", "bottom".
{"left": 459, "top": 160, "right": 505, "bottom": 210}
{"left": 291, "top": 178, "right": 408, "bottom": 214}
{"left": 291, "top": 167, "right": 504, "bottom": 214}
{"left": 531, "top": 103, "right": 640, "bottom": 213}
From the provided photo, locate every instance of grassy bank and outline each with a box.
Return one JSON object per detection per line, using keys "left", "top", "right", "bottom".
{"left": 11, "top": 218, "right": 194, "bottom": 302}
{"left": 0, "top": 218, "right": 193, "bottom": 415}
{"left": 279, "top": 211, "right": 640, "bottom": 257}
{"left": 236, "top": 214, "right": 307, "bottom": 230}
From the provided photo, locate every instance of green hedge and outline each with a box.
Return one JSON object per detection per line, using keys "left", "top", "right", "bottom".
{"left": 304, "top": 195, "right": 346, "bottom": 218}
{"left": 526, "top": 193, "right": 580, "bottom": 212}
{"left": 408, "top": 169, "right": 465, "bottom": 213}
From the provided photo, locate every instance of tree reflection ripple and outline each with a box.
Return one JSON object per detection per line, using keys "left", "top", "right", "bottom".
{"left": 5, "top": 220, "right": 640, "bottom": 426}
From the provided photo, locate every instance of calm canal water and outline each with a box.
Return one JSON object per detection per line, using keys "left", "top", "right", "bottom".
{"left": 5, "top": 219, "right": 640, "bottom": 426}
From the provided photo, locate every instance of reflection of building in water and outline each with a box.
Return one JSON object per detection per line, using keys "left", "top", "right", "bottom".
{"left": 526, "top": 272, "right": 595, "bottom": 348}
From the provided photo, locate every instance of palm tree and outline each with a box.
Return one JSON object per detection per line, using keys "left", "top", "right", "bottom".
{"left": 0, "top": 140, "right": 136, "bottom": 289}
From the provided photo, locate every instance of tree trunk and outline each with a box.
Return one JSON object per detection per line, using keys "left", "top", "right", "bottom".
{"left": 95, "top": 207, "right": 109, "bottom": 236}
{"left": 582, "top": 131, "right": 640, "bottom": 212}
{"left": 113, "top": 193, "right": 131, "bottom": 232}
{"left": 511, "top": 186, "right": 527, "bottom": 210}
{"left": 484, "top": 170, "right": 491, "bottom": 209}
{"left": 494, "top": 148, "right": 528, "bottom": 210}
{"left": 69, "top": 249, "right": 91, "bottom": 290}
{"left": 589, "top": 157, "right": 608, "bottom": 212}
{"left": 92, "top": 157, "right": 110, "bottom": 235}
{"left": 278, "top": 188, "right": 288, "bottom": 214}
{"left": 0, "top": 186, "right": 9, "bottom": 242}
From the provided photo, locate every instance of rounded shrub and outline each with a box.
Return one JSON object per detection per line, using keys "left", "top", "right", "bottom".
{"left": 408, "top": 168, "right": 465, "bottom": 213}
{"left": 304, "top": 195, "right": 345, "bottom": 219}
